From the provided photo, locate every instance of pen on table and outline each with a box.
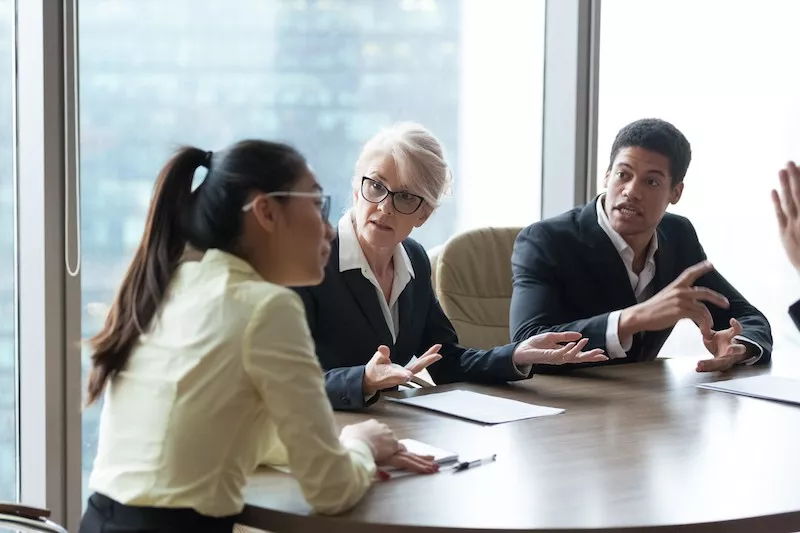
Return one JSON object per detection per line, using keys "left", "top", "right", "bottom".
{"left": 452, "top": 454, "right": 497, "bottom": 473}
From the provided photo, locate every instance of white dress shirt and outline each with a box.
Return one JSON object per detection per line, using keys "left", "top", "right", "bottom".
{"left": 596, "top": 195, "right": 762, "bottom": 364}
{"left": 88, "top": 250, "right": 375, "bottom": 517}
{"left": 338, "top": 212, "right": 439, "bottom": 386}
{"left": 338, "top": 212, "right": 415, "bottom": 343}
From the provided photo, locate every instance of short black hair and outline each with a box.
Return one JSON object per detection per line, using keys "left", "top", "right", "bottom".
{"left": 607, "top": 118, "right": 692, "bottom": 186}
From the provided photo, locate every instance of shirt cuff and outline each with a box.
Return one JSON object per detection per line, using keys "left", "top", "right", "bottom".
{"left": 734, "top": 335, "right": 763, "bottom": 366}
{"left": 606, "top": 311, "right": 631, "bottom": 360}
{"left": 340, "top": 438, "right": 377, "bottom": 477}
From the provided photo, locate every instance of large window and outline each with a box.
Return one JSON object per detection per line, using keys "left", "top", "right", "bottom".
{"left": 597, "top": 0, "right": 800, "bottom": 356}
{"left": 0, "top": 0, "right": 15, "bottom": 503}
{"left": 78, "top": 0, "right": 545, "bottom": 498}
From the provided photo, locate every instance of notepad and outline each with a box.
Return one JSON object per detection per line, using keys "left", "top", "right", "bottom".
{"left": 380, "top": 438, "right": 459, "bottom": 475}
{"left": 697, "top": 375, "right": 800, "bottom": 405}
{"left": 399, "top": 438, "right": 458, "bottom": 464}
{"left": 388, "top": 389, "right": 564, "bottom": 424}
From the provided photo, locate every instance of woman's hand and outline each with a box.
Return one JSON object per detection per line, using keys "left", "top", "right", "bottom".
{"left": 512, "top": 331, "right": 607, "bottom": 366}
{"left": 362, "top": 344, "right": 442, "bottom": 395}
{"left": 378, "top": 443, "right": 439, "bottom": 474}
{"left": 340, "top": 419, "right": 400, "bottom": 461}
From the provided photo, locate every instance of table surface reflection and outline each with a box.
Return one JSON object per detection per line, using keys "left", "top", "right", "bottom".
{"left": 242, "top": 356, "right": 800, "bottom": 532}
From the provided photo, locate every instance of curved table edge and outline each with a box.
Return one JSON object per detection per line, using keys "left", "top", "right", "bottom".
{"left": 238, "top": 505, "right": 800, "bottom": 533}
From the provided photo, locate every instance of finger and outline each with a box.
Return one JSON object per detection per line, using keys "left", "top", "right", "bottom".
{"left": 673, "top": 261, "right": 714, "bottom": 287}
{"left": 384, "top": 452, "right": 439, "bottom": 473}
{"left": 788, "top": 161, "right": 800, "bottom": 215}
{"left": 539, "top": 331, "right": 582, "bottom": 345}
{"left": 688, "top": 303, "right": 714, "bottom": 339}
{"left": 570, "top": 349, "right": 608, "bottom": 362}
{"left": 419, "top": 344, "right": 442, "bottom": 358}
{"left": 405, "top": 353, "right": 442, "bottom": 374}
{"left": 772, "top": 189, "right": 788, "bottom": 229}
{"left": 780, "top": 167, "right": 798, "bottom": 219}
{"left": 729, "top": 317, "right": 743, "bottom": 336}
{"left": 724, "top": 343, "right": 747, "bottom": 358}
{"left": 560, "top": 338, "right": 589, "bottom": 361}
{"left": 696, "top": 356, "right": 735, "bottom": 373}
{"left": 687, "top": 287, "right": 729, "bottom": 309}
{"left": 370, "top": 345, "right": 392, "bottom": 365}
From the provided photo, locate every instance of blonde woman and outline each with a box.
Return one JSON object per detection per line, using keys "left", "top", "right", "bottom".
{"left": 293, "top": 123, "right": 606, "bottom": 410}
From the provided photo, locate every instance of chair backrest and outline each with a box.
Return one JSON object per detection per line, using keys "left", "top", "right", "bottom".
{"left": 0, "top": 503, "right": 67, "bottom": 533}
{"left": 436, "top": 227, "right": 522, "bottom": 350}
{"left": 426, "top": 243, "right": 444, "bottom": 294}
{"left": 0, "top": 517, "right": 67, "bottom": 533}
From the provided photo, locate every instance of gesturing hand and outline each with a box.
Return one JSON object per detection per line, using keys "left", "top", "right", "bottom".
{"left": 362, "top": 344, "right": 442, "bottom": 396}
{"left": 512, "top": 331, "right": 607, "bottom": 366}
{"left": 772, "top": 161, "right": 800, "bottom": 272}
{"left": 619, "top": 260, "right": 729, "bottom": 339}
{"left": 696, "top": 318, "right": 751, "bottom": 372}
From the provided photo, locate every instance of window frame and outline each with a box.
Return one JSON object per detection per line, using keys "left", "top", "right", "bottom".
{"left": 13, "top": 1, "right": 600, "bottom": 530}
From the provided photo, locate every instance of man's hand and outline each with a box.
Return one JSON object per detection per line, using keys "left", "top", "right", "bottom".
{"left": 772, "top": 161, "right": 800, "bottom": 272}
{"left": 619, "top": 261, "right": 730, "bottom": 339}
{"left": 363, "top": 344, "right": 442, "bottom": 396}
{"left": 512, "top": 331, "right": 607, "bottom": 366}
{"left": 697, "top": 318, "right": 751, "bottom": 372}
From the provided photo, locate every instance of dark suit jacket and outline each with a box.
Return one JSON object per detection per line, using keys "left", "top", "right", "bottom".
{"left": 294, "top": 236, "right": 529, "bottom": 410}
{"left": 790, "top": 301, "right": 800, "bottom": 332}
{"left": 509, "top": 200, "right": 773, "bottom": 371}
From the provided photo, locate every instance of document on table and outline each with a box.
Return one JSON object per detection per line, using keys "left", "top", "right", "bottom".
{"left": 696, "top": 375, "right": 800, "bottom": 405}
{"left": 388, "top": 389, "right": 564, "bottom": 424}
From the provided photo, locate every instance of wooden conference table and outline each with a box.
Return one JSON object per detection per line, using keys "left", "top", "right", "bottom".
{"left": 241, "top": 355, "right": 800, "bottom": 532}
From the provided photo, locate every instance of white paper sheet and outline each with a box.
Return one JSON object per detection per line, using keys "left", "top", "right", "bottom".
{"left": 697, "top": 375, "right": 800, "bottom": 405}
{"left": 389, "top": 389, "right": 564, "bottom": 424}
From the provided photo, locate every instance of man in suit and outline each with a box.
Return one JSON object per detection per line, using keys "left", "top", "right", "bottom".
{"left": 772, "top": 161, "right": 800, "bottom": 329}
{"left": 510, "top": 118, "right": 772, "bottom": 372}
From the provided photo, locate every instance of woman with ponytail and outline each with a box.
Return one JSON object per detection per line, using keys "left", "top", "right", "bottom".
{"left": 79, "top": 140, "right": 437, "bottom": 533}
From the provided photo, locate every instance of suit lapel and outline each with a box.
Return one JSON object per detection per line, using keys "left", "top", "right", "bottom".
{"left": 396, "top": 263, "right": 415, "bottom": 353}
{"left": 578, "top": 200, "right": 637, "bottom": 311}
{"left": 331, "top": 237, "right": 393, "bottom": 345}
{"left": 652, "top": 226, "right": 675, "bottom": 292}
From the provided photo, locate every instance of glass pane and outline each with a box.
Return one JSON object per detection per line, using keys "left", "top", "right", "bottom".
{"left": 0, "top": 0, "right": 15, "bottom": 503}
{"left": 78, "top": 0, "right": 545, "bottom": 501}
{"left": 597, "top": 0, "right": 800, "bottom": 355}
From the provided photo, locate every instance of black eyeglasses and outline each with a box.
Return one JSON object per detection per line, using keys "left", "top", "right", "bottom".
{"left": 242, "top": 192, "right": 331, "bottom": 221}
{"left": 360, "top": 176, "right": 425, "bottom": 215}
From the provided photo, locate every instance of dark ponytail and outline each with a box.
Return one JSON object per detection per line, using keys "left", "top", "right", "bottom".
{"left": 84, "top": 140, "right": 308, "bottom": 406}
{"left": 84, "top": 147, "right": 207, "bottom": 406}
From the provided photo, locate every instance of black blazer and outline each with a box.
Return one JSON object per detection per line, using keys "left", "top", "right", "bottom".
{"left": 509, "top": 200, "right": 773, "bottom": 370}
{"left": 294, "top": 236, "right": 529, "bottom": 410}
{"left": 790, "top": 301, "right": 800, "bottom": 332}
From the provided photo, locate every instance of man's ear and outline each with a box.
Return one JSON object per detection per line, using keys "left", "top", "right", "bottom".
{"left": 670, "top": 182, "right": 684, "bottom": 205}
{"left": 603, "top": 171, "right": 611, "bottom": 189}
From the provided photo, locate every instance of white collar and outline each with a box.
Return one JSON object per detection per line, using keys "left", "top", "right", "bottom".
{"left": 596, "top": 194, "right": 659, "bottom": 261}
{"left": 337, "top": 211, "right": 415, "bottom": 279}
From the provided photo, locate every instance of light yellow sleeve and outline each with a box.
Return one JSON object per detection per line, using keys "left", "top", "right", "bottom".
{"left": 243, "top": 289, "right": 376, "bottom": 515}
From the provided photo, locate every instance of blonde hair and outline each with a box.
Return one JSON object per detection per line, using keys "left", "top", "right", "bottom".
{"left": 353, "top": 122, "right": 452, "bottom": 208}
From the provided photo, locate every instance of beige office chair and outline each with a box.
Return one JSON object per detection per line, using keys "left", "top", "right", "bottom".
{"left": 0, "top": 503, "right": 67, "bottom": 533}
{"left": 426, "top": 243, "right": 444, "bottom": 294}
{"left": 436, "top": 227, "right": 523, "bottom": 350}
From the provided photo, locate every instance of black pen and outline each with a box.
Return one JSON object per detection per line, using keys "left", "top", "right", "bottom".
{"left": 452, "top": 454, "right": 497, "bottom": 473}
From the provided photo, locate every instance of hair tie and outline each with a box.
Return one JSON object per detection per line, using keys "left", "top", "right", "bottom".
{"left": 202, "top": 151, "right": 213, "bottom": 169}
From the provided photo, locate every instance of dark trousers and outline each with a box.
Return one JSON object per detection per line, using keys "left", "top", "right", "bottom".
{"left": 79, "top": 492, "right": 237, "bottom": 533}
